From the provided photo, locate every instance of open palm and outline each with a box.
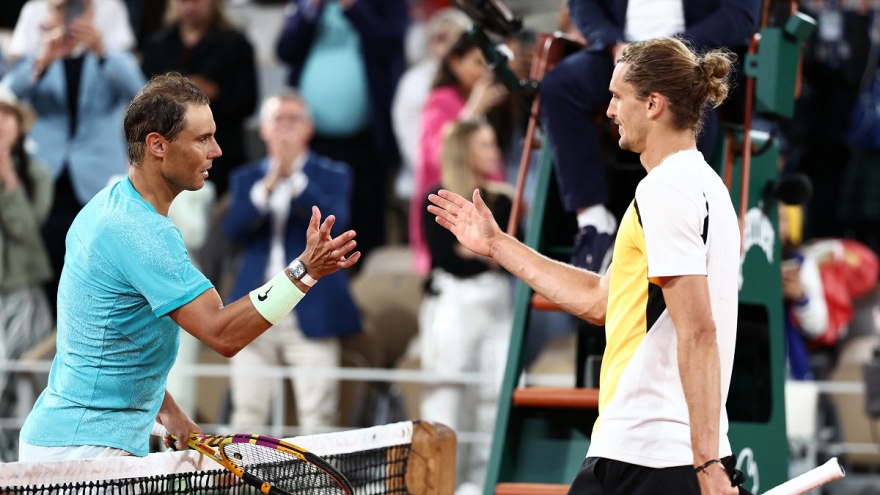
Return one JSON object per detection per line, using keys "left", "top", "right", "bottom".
{"left": 427, "top": 189, "right": 502, "bottom": 258}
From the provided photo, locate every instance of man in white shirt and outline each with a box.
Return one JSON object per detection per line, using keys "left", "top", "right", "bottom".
{"left": 428, "top": 37, "right": 743, "bottom": 495}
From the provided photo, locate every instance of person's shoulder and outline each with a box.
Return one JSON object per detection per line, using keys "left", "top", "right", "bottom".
{"left": 144, "top": 24, "right": 178, "bottom": 49}
{"left": 94, "top": 0, "right": 128, "bottom": 13}
{"left": 399, "top": 59, "right": 437, "bottom": 87}
{"left": 18, "top": 0, "right": 47, "bottom": 18}
{"left": 212, "top": 26, "right": 252, "bottom": 45}
{"left": 427, "top": 85, "right": 463, "bottom": 104}
{"left": 484, "top": 181, "right": 515, "bottom": 202}
{"left": 308, "top": 152, "right": 352, "bottom": 177}
{"left": 25, "top": 157, "right": 52, "bottom": 181}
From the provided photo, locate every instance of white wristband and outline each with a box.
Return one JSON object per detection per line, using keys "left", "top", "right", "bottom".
{"left": 249, "top": 270, "right": 305, "bottom": 325}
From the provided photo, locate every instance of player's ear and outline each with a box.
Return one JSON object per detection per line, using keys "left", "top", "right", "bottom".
{"left": 646, "top": 93, "right": 664, "bottom": 120}
{"left": 145, "top": 132, "right": 167, "bottom": 159}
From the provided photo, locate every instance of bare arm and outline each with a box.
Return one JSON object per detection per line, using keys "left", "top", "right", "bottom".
{"left": 156, "top": 390, "right": 200, "bottom": 451}
{"left": 428, "top": 189, "right": 609, "bottom": 324}
{"left": 661, "top": 275, "right": 737, "bottom": 495}
{"left": 170, "top": 206, "right": 359, "bottom": 357}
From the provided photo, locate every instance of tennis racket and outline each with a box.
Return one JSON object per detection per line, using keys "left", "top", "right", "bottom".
{"left": 762, "top": 457, "right": 845, "bottom": 495}
{"left": 152, "top": 423, "right": 354, "bottom": 495}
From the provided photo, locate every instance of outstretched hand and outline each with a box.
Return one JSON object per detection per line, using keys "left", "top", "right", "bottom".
{"left": 299, "top": 206, "right": 360, "bottom": 279}
{"left": 427, "top": 189, "right": 502, "bottom": 258}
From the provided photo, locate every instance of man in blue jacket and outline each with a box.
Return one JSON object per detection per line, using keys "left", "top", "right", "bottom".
{"left": 541, "top": 0, "right": 761, "bottom": 273}
{"left": 224, "top": 92, "right": 362, "bottom": 432}
{"left": 276, "top": 0, "right": 407, "bottom": 265}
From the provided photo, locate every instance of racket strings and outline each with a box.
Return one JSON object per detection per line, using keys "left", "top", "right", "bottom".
{"left": 221, "top": 442, "right": 348, "bottom": 495}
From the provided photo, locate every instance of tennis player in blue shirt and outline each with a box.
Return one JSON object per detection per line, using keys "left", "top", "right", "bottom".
{"left": 18, "top": 73, "right": 361, "bottom": 461}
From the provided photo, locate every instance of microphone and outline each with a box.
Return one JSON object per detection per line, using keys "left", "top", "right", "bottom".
{"left": 774, "top": 173, "right": 813, "bottom": 206}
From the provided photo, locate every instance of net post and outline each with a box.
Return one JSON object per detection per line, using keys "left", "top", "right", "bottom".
{"left": 406, "top": 420, "right": 457, "bottom": 495}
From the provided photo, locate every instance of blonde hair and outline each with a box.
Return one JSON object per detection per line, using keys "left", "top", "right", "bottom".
{"left": 440, "top": 120, "right": 513, "bottom": 202}
{"left": 618, "top": 36, "right": 735, "bottom": 135}
{"left": 440, "top": 120, "right": 484, "bottom": 197}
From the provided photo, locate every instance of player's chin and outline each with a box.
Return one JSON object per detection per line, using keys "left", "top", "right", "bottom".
{"left": 186, "top": 178, "right": 207, "bottom": 191}
{"left": 193, "top": 171, "right": 210, "bottom": 188}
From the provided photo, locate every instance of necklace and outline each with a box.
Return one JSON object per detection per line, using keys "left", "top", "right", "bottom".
{"left": 658, "top": 149, "right": 689, "bottom": 166}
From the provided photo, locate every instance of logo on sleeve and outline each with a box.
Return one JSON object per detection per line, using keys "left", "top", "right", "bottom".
{"left": 258, "top": 286, "right": 273, "bottom": 301}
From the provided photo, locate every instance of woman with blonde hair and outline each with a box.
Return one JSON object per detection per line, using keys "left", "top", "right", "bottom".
{"left": 410, "top": 32, "right": 509, "bottom": 275}
{"left": 418, "top": 119, "right": 513, "bottom": 491}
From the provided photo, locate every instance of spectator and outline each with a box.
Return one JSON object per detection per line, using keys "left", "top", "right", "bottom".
{"left": 410, "top": 32, "right": 508, "bottom": 274}
{"left": 276, "top": 0, "right": 408, "bottom": 266}
{"left": 419, "top": 120, "right": 513, "bottom": 491}
{"left": 391, "top": 7, "right": 470, "bottom": 234}
{"left": 540, "top": 0, "right": 760, "bottom": 273}
{"left": 0, "top": 87, "right": 54, "bottom": 462}
{"left": 224, "top": 93, "right": 362, "bottom": 433}
{"left": 556, "top": 0, "right": 585, "bottom": 45}
{"left": 8, "top": 0, "right": 135, "bottom": 60}
{"left": 1, "top": 0, "right": 146, "bottom": 316}
{"left": 779, "top": 203, "right": 828, "bottom": 380}
{"left": 141, "top": 0, "right": 258, "bottom": 197}
{"left": 403, "top": 0, "right": 453, "bottom": 64}
{"left": 794, "top": 4, "right": 873, "bottom": 241}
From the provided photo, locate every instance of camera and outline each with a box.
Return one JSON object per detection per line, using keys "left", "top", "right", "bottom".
{"left": 64, "top": 0, "right": 87, "bottom": 29}
{"left": 451, "top": 0, "right": 538, "bottom": 95}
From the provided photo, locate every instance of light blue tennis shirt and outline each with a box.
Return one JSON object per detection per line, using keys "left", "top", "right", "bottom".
{"left": 20, "top": 176, "right": 214, "bottom": 456}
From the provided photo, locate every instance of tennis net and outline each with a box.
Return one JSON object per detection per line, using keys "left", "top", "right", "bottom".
{"left": 0, "top": 420, "right": 455, "bottom": 495}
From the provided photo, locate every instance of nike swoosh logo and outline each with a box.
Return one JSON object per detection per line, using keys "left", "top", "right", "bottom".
{"left": 258, "top": 286, "right": 273, "bottom": 301}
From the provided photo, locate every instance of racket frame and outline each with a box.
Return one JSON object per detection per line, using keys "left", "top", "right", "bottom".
{"left": 181, "top": 433, "right": 354, "bottom": 495}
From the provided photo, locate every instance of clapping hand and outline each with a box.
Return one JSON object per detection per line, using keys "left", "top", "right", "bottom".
{"left": 68, "top": 14, "right": 103, "bottom": 57}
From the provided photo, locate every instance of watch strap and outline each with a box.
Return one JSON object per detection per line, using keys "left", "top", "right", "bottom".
{"left": 300, "top": 272, "right": 317, "bottom": 287}
{"left": 286, "top": 259, "right": 317, "bottom": 287}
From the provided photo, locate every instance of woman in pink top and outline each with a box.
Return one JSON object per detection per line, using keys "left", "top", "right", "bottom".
{"left": 410, "top": 33, "right": 507, "bottom": 274}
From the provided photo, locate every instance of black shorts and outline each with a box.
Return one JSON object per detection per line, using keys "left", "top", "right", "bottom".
{"left": 567, "top": 456, "right": 749, "bottom": 495}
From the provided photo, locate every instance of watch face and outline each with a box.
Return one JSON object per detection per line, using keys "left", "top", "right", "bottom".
{"left": 290, "top": 260, "right": 307, "bottom": 279}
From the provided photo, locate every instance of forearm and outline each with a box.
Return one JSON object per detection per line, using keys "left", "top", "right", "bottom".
{"left": 490, "top": 233, "right": 607, "bottom": 323}
{"left": 157, "top": 390, "right": 201, "bottom": 450}
{"left": 172, "top": 277, "right": 310, "bottom": 358}
{"left": 158, "top": 390, "right": 184, "bottom": 421}
{"left": 678, "top": 325, "right": 722, "bottom": 465}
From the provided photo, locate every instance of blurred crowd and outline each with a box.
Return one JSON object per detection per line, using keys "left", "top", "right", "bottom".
{"left": 2, "top": 0, "right": 880, "bottom": 489}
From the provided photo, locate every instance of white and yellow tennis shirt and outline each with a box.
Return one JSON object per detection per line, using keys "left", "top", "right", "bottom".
{"left": 586, "top": 150, "right": 740, "bottom": 468}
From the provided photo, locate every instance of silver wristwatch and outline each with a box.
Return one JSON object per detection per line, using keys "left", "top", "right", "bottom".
{"left": 286, "top": 259, "right": 317, "bottom": 287}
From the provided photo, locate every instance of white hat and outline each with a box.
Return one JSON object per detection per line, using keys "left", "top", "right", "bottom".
{"left": 0, "top": 85, "right": 35, "bottom": 132}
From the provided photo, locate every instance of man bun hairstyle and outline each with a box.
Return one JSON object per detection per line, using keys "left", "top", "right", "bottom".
{"left": 698, "top": 50, "right": 734, "bottom": 110}
{"left": 124, "top": 72, "right": 210, "bottom": 166}
{"left": 618, "top": 36, "right": 735, "bottom": 136}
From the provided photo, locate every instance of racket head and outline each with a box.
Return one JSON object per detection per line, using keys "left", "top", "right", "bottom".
{"left": 191, "top": 433, "right": 354, "bottom": 495}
